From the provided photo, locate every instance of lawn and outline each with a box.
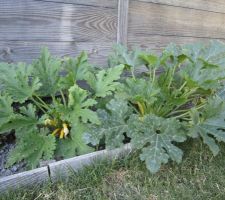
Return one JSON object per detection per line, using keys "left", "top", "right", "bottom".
{"left": 1, "top": 139, "right": 225, "bottom": 200}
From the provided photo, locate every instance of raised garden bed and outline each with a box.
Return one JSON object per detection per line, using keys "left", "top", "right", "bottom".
{"left": 1, "top": 41, "right": 225, "bottom": 192}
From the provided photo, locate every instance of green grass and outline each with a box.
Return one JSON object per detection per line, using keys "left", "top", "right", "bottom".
{"left": 1, "top": 139, "right": 225, "bottom": 200}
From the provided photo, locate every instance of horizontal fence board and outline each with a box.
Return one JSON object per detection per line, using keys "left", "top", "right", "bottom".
{"left": 0, "top": 0, "right": 117, "bottom": 42}
{"left": 0, "top": 166, "right": 49, "bottom": 192}
{"left": 134, "top": 0, "right": 225, "bottom": 14}
{"left": 35, "top": 0, "right": 117, "bottom": 8}
{"left": 128, "top": 0, "right": 225, "bottom": 48}
{"left": 0, "top": 41, "right": 113, "bottom": 66}
{"left": 128, "top": 35, "right": 225, "bottom": 51}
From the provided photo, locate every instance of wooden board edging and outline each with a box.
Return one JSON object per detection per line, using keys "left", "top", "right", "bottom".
{"left": 49, "top": 143, "right": 132, "bottom": 181}
{"left": 0, "top": 144, "right": 132, "bottom": 193}
{"left": 0, "top": 166, "right": 49, "bottom": 193}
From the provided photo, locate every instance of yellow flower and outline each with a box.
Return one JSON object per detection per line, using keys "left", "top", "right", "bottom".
{"left": 52, "top": 128, "right": 60, "bottom": 136}
{"left": 50, "top": 122, "right": 70, "bottom": 139}
{"left": 62, "top": 123, "right": 69, "bottom": 137}
{"left": 59, "top": 129, "right": 64, "bottom": 139}
{"left": 44, "top": 119, "right": 51, "bottom": 125}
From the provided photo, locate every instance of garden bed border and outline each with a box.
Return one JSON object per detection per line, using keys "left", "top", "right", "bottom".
{"left": 0, "top": 144, "right": 132, "bottom": 193}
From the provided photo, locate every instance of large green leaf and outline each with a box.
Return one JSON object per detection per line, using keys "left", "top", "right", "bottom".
{"left": 0, "top": 104, "right": 39, "bottom": 134}
{"left": 7, "top": 128, "right": 56, "bottom": 169}
{"left": 182, "top": 40, "right": 225, "bottom": 66}
{"left": 54, "top": 84, "right": 99, "bottom": 157}
{"left": 0, "top": 94, "right": 14, "bottom": 127}
{"left": 0, "top": 63, "right": 41, "bottom": 103}
{"left": 116, "top": 78, "right": 162, "bottom": 116}
{"left": 118, "top": 78, "right": 159, "bottom": 105}
{"left": 84, "top": 99, "right": 130, "bottom": 148}
{"left": 87, "top": 65, "right": 124, "bottom": 97}
{"left": 60, "top": 52, "right": 92, "bottom": 89}
{"left": 108, "top": 44, "right": 144, "bottom": 70}
{"left": 67, "top": 84, "right": 99, "bottom": 124}
{"left": 189, "top": 97, "right": 225, "bottom": 155}
{"left": 56, "top": 123, "right": 93, "bottom": 158}
{"left": 128, "top": 114, "right": 186, "bottom": 173}
{"left": 32, "top": 48, "right": 62, "bottom": 96}
{"left": 56, "top": 84, "right": 99, "bottom": 125}
{"left": 180, "top": 60, "right": 225, "bottom": 90}
{"left": 180, "top": 41, "right": 225, "bottom": 90}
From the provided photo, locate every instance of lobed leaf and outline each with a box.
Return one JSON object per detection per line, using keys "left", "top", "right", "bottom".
{"left": 0, "top": 63, "right": 41, "bottom": 103}
{"left": 60, "top": 52, "right": 93, "bottom": 89}
{"left": 0, "top": 94, "right": 14, "bottom": 128}
{"left": 128, "top": 114, "right": 186, "bottom": 173}
{"left": 0, "top": 104, "right": 39, "bottom": 134}
{"left": 87, "top": 64, "right": 124, "bottom": 97}
{"left": 32, "top": 47, "right": 62, "bottom": 96}
{"left": 56, "top": 123, "right": 93, "bottom": 158}
{"left": 189, "top": 97, "right": 225, "bottom": 155}
{"left": 84, "top": 99, "right": 130, "bottom": 148}
{"left": 7, "top": 128, "right": 56, "bottom": 169}
{"left": 54, "top": 84, "right": 99, "bottom": 157}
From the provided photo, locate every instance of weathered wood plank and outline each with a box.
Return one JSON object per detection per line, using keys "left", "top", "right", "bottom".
{"left": 49, "top": 144, "right": 132, "bottom": 181}
{"left": 128, "top": 0, "right": 225, "bottom": 47}
{"left": 128, "top": 35, "right": 225, "bottom": 51}
{"left": 0, "top": 166, "right": 49, "bottom": 193}
{"left": 0, "top": 0, "right": 117, "bottom": 42}
{"left": 133, "top": 0, "right": 225, "bottom": 14}
{"left": 117, "top": 0, "right": 129, "bottom": 45}
{"left": 0, "top": 41, "right": 113, "bottom": 66}
{"left": 35, "top": 0, "right": 117, "bottom": 8}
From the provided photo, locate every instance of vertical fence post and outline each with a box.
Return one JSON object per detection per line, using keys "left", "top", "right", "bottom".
{"left": 117, "top": 0, "right": 129, "bottom": 46}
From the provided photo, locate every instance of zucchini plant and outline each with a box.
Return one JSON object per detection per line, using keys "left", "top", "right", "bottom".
{"left": 1, "top": 40, "right": 225, "bottom": 174}
{"left": 85, "top": 40, "right": 225, "bottom": 173}
{"left": 0, "top": 48, "right": 124, "bottom": 168}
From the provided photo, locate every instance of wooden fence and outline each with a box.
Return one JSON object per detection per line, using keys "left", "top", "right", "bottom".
{"left": 1, "top": 0, "right": 225, "bottom": 65}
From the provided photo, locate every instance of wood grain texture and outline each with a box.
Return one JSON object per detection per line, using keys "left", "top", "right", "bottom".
{"left": 133, "top": 0, "right": 225, "bottom": 14}
{"left": 35, "top": 0, "right": 117, "bottom": 8}
{"left": 0, "top": 41, "right": 113, "bottom": 66}
{"left": 0, "top": 0, "right": 117, "bottom": 42}
{"left": 49, "top": 144, "right": 132, "bottom": 181}
{"left": 128, "top": 0, "right": 225, "bottom": 49}
{"left": 117, "top": 0, "right": 129, "bottom": 45}
{"left": 129, "top": 35, "right": 225, "bottom": 52}
{"left": 0, "top": 166, "right": 49, "bottom": 192}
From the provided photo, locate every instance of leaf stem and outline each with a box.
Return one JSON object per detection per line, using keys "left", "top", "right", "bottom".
{"left": 131, "top": 70, "right": 136, "bottom": 80}
{"left": 166, "top": 109, "right": 190, "bottom": 117}
{"left": 30, "top": 97, "right": 47, "bottom": 114}
{"left": 167, "top": 65, "right": 177, "bottom": 89}
{"left": 172, "top": 103, "right": 206, "bottom": 119}
{"left": 51, "top": 95, "right": 56, "bottom": 104}
{"left": 152, "top": 68, "right": 156, "bottom": 83}
{"left": 60, "top": 90, "right": 67, "bottom": 106}
{"left": 33, "top": 94, "right": 51, "bottom": 110}
{"left": 173, "top": 111, "right": 189, "bottom": 119}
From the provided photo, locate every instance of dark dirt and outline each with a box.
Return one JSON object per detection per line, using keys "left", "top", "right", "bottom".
{"left": 0, "top": 137, "right": 26, "bottom": 177}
